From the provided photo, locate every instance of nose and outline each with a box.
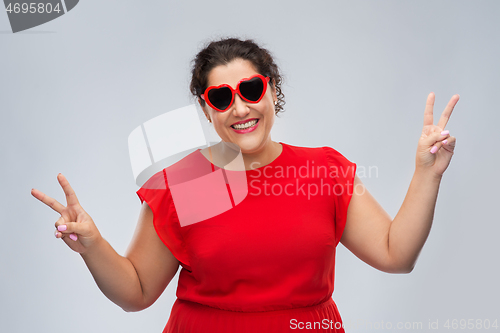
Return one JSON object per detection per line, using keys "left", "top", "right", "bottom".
{"left": 231, "top": 93, "right": 250, "bottom": 118}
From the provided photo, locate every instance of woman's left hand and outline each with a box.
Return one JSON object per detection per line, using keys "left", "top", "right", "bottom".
{"left": 416, "top": 92, "right": 460, "bottom": 177}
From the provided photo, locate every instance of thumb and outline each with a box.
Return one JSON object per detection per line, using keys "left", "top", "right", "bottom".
{"left": 56, "top": 221, "right": 90, "bottom": 240}
{"left": 420, "top": 129, "right": 450, "bottom": 148}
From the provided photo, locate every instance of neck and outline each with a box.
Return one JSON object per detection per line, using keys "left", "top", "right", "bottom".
{"left": 241, "top": 139, "right": 282, "bottom": 171}
{"left": 200, "top": 139, "right": 282, "bottom": 171}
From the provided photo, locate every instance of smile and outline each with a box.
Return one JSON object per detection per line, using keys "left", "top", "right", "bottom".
{"left": 231, "top": 119, "right": 258, "bottom": 129}
{"left": 230, "top": 119, "right": 260, "bottom": 133}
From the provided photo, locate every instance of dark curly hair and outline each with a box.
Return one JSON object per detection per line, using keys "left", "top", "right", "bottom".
{"left": 190, "top": 38, "right": 285, "bottom": 116}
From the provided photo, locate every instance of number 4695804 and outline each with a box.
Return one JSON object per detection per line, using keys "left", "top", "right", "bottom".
{"left": 444, "top": 319, "right": 498, "bottom": 330}
{"left": 6, "top": 2, "right": 62, "bottom": 14}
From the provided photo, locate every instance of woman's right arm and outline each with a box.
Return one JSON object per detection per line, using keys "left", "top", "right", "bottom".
{"left": 79, "top": 201, "right": 180, "bottom": 312}
{"left": 32, "top": 173, "right": 180, "bottom": 312}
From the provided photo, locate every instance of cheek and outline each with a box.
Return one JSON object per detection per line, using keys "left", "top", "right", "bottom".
{"left": 266, "top": 113, "right": 275, "bottom": 128}
{"left": 212, "top": 114, "right": 230, "bottom": 134}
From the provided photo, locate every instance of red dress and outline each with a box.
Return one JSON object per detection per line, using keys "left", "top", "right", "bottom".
{"left": 136, "top": 142, "right": 356, "bottom": 332}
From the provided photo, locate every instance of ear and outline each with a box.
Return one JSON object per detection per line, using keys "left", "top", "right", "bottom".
{"left": 198, "top": 98, "right": 211, "bottom": 122}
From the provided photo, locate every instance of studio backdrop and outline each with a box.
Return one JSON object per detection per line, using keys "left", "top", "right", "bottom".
{"left": 1, "top": 1, "right": 499, "bottom": 332}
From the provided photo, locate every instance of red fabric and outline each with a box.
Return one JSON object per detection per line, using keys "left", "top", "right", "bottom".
{"left": 136, "top": 142, "right": 356, "bottom": 332}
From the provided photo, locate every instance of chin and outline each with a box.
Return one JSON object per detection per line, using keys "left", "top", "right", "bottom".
{"left": 232, "top": 138, "right": 265, "bottom": 154}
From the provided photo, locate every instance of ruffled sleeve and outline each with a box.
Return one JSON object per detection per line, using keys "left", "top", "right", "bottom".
{"left": 322, "top": 146, "right": 357, "bottom": 247}
{"left": 136, "top": 169, "right": 191, "bottom": 271}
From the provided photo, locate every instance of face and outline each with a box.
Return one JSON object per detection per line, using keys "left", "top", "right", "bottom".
{"left": 200, "top": 58, "right": 277, "bottom": 155}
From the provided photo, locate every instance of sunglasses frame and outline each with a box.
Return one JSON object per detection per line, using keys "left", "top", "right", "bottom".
{"left": 201, "top": 74, "right": 271, "bottom": 112}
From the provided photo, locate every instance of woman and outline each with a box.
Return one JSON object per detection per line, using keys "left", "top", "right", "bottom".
{"left": 31, "top": 38, "right": 458, "bottom": 332}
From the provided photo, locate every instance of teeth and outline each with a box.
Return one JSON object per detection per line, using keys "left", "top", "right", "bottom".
{"left": 232, "top": 119, "right": 258, "bottom": 130}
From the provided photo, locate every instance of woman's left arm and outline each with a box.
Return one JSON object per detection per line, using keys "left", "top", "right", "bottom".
{"left": 340, "top": 93, "right": 460, "bottom": 274}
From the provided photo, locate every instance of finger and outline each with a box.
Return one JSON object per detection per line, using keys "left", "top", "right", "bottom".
{"left": 437, "top": 94, "right": 459, "bottom": 130}
{"left": 57, "top": 231, "right": 77, "bottom": 241}
{"left": 54, "top": 216, "right": 66, "bottom": 239}
{"left": 31, "top": 188, "right": 65, "bottom": 214}
{"left": 443, "top": 135, "right": 456, "bottom": 145}
{"left": 57, "top": 227, "right": 78, "bottom": 241}
{"left": 429, "top": 134, "right": 448, "bottom": 154}
{"left": 423, "top": 92, "right": 435, "bottom": 127}
{"left": 55, "top": 215, "right": 66, "bottom": 229}
{"left": 430, "top": 142, "right": 442, "bottom": 154}
{"left": 57, "top": 173, "right": 81, "bottom": 208}
{"left": 56, "top": 221, "right": 87, "bottom": 239}
{"left": 442, "top": 135, "right": 456, "bottom": 152}
{"left": 431, "top": 136, "right": 457, "bottom": 155}
{"left": 421, "top": 128, "right": 450, "bottom": 147}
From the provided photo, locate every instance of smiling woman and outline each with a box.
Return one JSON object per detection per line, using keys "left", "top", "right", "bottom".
{"left": 191, "top": 38, "right": 286, "bottom": 170}
{"left": 31, "top": 37, "right": 459, "bottom": 333}
{"left": 198, "top": 58, "right": 282, "bottom": 169}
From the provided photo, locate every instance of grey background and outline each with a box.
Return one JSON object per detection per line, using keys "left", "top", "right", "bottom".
{"left": 2, "top": 1, "right": 499, "bottom": 332}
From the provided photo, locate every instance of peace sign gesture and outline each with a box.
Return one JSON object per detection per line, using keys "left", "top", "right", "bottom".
{"left": 31, "top": 173, "right": 102, "bottom": 254}
{"left": 416, "top": 93, "right": 460, "bottom": 177}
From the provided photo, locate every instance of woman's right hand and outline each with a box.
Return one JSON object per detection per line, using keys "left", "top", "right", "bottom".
{"left": 32, "top": 173, "right": 102, "bottom": 254}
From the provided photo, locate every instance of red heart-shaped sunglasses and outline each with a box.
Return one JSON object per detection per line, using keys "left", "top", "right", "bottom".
{"left": 201, "top": 74, "right": 270, "bottom": 112}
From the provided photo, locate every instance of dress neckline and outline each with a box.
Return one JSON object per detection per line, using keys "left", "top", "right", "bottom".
{"left": 197, "top": 142, "right": 287, "bottom": 172}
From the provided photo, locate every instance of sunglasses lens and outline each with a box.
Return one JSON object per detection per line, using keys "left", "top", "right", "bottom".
{"left": 239, "top": 76, "right": 265, "bottom": 102}
{"left": 208, "top": 87, "right": 233, "bottom": 111}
